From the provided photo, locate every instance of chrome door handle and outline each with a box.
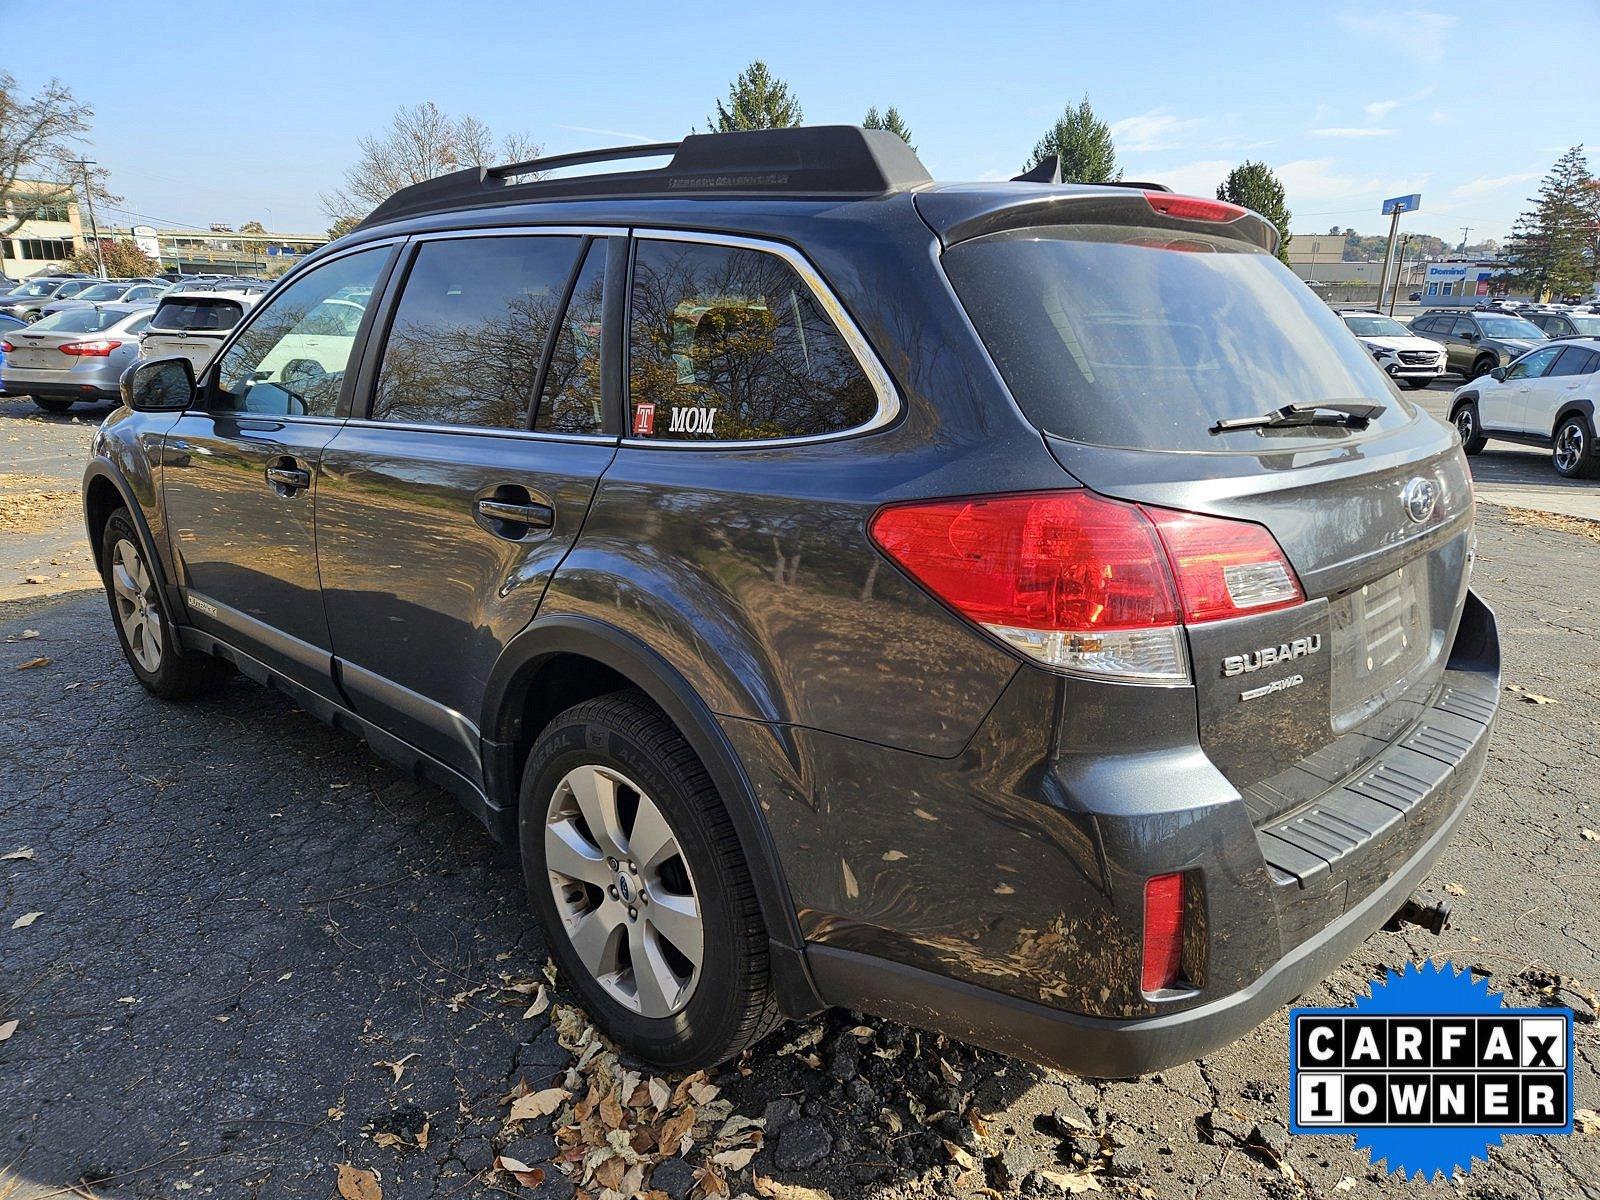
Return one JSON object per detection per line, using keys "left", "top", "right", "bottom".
{"left": 477, "top": 498, "right": 554, "bottom": 529}
{"left": 266, "top": 466, "right": 311, "bottom": 490}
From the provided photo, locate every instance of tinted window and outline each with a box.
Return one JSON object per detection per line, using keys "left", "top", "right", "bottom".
{"left": 534, "top": 240, "right": 606, "bottom": 434}
{"left": 373, "top": 235, "right": 581, "bottom": 430}
{"left": 944, "top": 224, "right": 1406, "bottom": 450}
{"left": 1505, "top": 345, "right": 1561, "bottom": 380}
{"left": 214, "top": 247, "right": 387, "bottom": 417}
{"left": 627, "top": 239, "right": 877, "bottom": 441}
{"left": 1343, "top": 315, "right": 1410, "bottom": 338}
{"left": 1548, "top": 346, "right": 1596, "bottom": 376}
{"left": 149, "top": 297, "right": 245, "bottom": 332}
{"left": 53, "top": 280, "right": 98, "bottom": 298}
{"left": 28, "top": 307, "right": 123, "bottom": 334}
{"left": 1477, "top": 315, "right": 1546, "bottom": 339}
{"left": 76, "top": 283, "right": 129, "bottom": 302}
{"left": 123, "top": 314, "right": 152, "bottom": 335}
{"left": 1450, "top": 317, "right": 1477, "bottom": 337}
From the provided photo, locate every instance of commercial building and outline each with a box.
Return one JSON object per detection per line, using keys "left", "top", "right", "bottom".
{"left": 1, "top": 180, "right": 87, "bottom": 280}
{"left": 138, "top": 226, "right": 328, "bottom": 275}
{"left": 1421, "top": 259, "right": 1514, "bottom": 305}
{"left": 1286, "top": 232, "right": 1426, "bottom": 287}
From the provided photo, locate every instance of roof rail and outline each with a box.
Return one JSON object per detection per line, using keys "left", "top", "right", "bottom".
{"left": 358, "top": 125, "right": 933, "bottom": 229}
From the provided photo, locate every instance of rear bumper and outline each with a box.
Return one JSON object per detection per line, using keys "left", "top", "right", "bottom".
{"left": 808, "top": 590, "right": 1500, "bottom": 1077}
{"left": 0, "top": 369, "right": 121, "bottom": 401}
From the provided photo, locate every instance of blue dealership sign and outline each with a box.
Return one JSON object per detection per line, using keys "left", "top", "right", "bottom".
{"left": 1382, "top": 193, "right": 1422, "bottom": 215}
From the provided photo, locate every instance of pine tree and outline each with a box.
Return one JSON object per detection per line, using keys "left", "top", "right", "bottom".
{"left": 1217, "top": 160, "right": 1293, "bottom": 265}
{"left": 1503, "top": 146, "right": 1599, "bottom": 300}
{"left": 863, "top": 106, "right": 915, "bottom": 151}
{"left": 708, "top": 62, "right": 803, "bottom": 132}
{"left": 1026, "top": 96, "right": 1120, "bottom": 184}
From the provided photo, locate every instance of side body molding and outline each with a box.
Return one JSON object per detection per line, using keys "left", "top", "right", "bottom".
{"left": 481, "top": 613, "right": 823, "bottom": 1017}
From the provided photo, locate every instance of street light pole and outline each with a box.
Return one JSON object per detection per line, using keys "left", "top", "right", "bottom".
{"left": 1388, "top": 234, "right": 1411, "bottom": 316}
{"left": 73, "top": 159, "right": 107, "bottom": 279}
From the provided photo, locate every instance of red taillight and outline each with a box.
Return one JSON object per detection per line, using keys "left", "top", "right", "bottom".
{"left": 0, "top": 340, "right": 12, "bottom": 354}
{"left": 59, "top": 339, "right": 122, "bottom": 357}
{"left": 1143, "top": 506, "right": 1303, "bottom": 623}
{"left": 868, "top": 491, "right": 1302, "bottom": 681}
{"left": 1141, "top": 873, "right": 1187, "bottom": 993}
{"left": 1144, "top": 192, "right": 1246, "bottom": 223}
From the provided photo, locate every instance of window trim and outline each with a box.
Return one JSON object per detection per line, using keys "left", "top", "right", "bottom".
{"left": 620, "top": 227, "right": 901, "bottom": 450}
{"left": 344, "top": 225, "right": 624, "bottom": 446}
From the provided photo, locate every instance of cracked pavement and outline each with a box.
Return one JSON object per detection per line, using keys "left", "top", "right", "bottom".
{"left": 1, "top": 499, "right": 1598, "bottom": 1197}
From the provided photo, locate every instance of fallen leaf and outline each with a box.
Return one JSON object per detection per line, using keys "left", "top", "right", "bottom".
{"left": 18, "top": 630, "right": 39, "bottom": 639}
{"left": 1334, "top": 1178, "right": 1357, "bottom": 1192}
{"left": 336, "top": 1164, "right": 382, "bottom": 1200}
{"left": 0, "top": 1019, "right": 17, "bottom": 1042}
{"left": 1036, "top": 1168, "right": 1103, "bottom": 1194}
{"left": 117, "top": 996, "right": 136, "bottom": 1004}
{"left": 753, "top": 1179, "right": 831, "bottom": 1200}
{"left": 11, "top": 912, "right": 42, "bottom": 929}
{"left": 508, "top": 1086, "right": 570, "bottom": 1122}
{"left": 845, "top": 1025, "right": 874, "bottom": 1039}
{"left": 494, "top": 1155, "right": 545, "bottom": 1188}
{"left": 0, "top": 848, "right": 34, "bottom": 861}
{"left": 593, "top": 1155, "right": 626, "bottom": 1191}
{"left": 648, "top": 1077, "right": 672, "bottom": 1111}
{"left": 522, "top": 984, "right": 550, "bottom": 1019}
{"left": 1582, "top": 829, "right": 1600, "bottom": 843}
{"left": 659, "top": 1105, "right": 696, "bottom": 1154}
{"left": 1577, "top": 1107, "right": 1600, "bottom": 1135}
{"left": 712, "top": 1145, "right": 760, "bottom": 1170}
{"left": 1444, "top": 883, "right": 1467, "bottom": 896}
{"left": 374, "top": 1053, "right": 418, "bottom": 1084}
{"left": 416, "top": 1123, "right": 429, "bottom": 1151}
{"left": 944, "top": 1141, "right": 977, "bottom": 1170}
{"left": 1506, "top": 683, "right": 1558, "bottom": 705}
{"left": 15, "top": 657, "right": 48, "bottom": 670}
{"left": 371, "top": 1133, "right": 404, "bottom": 1150}
{"left": 881, "top": 850, "right": 907, "bottom": 862}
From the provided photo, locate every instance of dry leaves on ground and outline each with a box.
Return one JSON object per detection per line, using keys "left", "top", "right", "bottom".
{"left": 335, "top": 1163, "right": 382, "bottom": 1200}
{"left": 1, "top": 847, "right": 35, "bottom": 861}
{"left": 15, "top": 657, "right": 49, "bottom": 671}
{"left": 1501, "top": 505, "right": 1600, "bottom": 544}
{"left": 0, "top": 1019, "right": 18, "bottom": 1043}
{"left": 11, "top": 912, "right": 42, "bottom": 929}
{"left": 0, "top": 489, "right": 78, "bottom": 534}
{"left": 1506, "top": 683, "right": 1559, "bottom": 706}
{"left": 374, "top": 1053, "right": 418, "bottom": 1084}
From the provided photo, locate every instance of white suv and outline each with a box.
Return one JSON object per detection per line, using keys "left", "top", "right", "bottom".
{"left": 1449, "top": 338, "right": 1600, "bottom": 477}
{"left": 138, "top": 286, "right": 263, "bottom": 374}
{"left": 1339, "top": 311, "right": 1446, "bottom": 389}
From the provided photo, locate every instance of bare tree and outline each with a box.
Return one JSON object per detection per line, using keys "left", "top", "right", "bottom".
{"left": 321, "top": 102, "right": 540, "bottom": 223}
{"left": 0, "top": 73, "right": 119, "bottom": 238}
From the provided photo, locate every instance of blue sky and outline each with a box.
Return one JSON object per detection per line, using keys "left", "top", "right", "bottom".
{"left": 5, "top": 0, "right": 1596, "bottom": 241}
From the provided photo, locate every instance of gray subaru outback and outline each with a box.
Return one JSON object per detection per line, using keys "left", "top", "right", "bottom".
{"left": 84, "top": 127, "right": 1499, "bottom": 1076}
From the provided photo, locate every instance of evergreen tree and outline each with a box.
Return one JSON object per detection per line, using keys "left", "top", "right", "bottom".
{"left": 863, "top": 105, "right": 915, "bottom": 151}
{"left": 1025, "top": 95, "right": 1120, "bottom": 184}
{"left": 708, "top": 61, "right": 803, "bottom": 132}
{"left": 1217, "top": 160, "right": 1293, "bottom": 265}
{"left": 1503, "top": 146, "right": 1599, "bottom": 300}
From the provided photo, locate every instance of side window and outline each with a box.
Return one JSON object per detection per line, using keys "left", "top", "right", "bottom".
{"left": 627, "top": 238, "right": 878, "bottom": 442}
{"left": 1506, "top": 346, "right": 1561, "bottom": 380}
{"left": 1451, "top": 317, "right": 1477, "bottom": 337}
{"left": 372, "top": 235, "right": 582, "bottom": 431}
{"left": 214, "top": 248, "right": 387, "bottom": 417}
{"left": 125, "top": 314, "right": 151, "bottom": 335}
{"left": 1548, "top": 347, "right": 1595, "bottom": 377}
{"left": 534, "top": 240, "right": 607, "bottom": 434}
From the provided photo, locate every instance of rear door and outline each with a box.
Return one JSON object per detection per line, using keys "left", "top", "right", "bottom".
{"left": 315, "top": 230, "right": 620, "bottom": 783}
{"left": 160, "top": 245, "right": 396, "bottom": 699}
{"left": 938, "top": 216, "right": 1477, "bottom": 824}
{"left": 1487, "top": 344, "right": 1560, "bottom": 431}
{"left": 1530, "top": 344, "right": 1599, "bottom": 434}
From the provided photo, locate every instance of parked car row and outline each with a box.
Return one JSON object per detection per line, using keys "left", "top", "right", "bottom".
{"left": 1448, "top": 337, "right": 1600, "bottom": 478}
{"left": 0, "top": 275, "right": 266, "bottom": 411}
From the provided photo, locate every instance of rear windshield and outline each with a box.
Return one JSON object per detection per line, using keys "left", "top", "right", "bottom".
{"left": 944, "top": 225, "right": 1407, "bottom": 450}
{"left": 28, "top": 307, "right": 124, "bottom": 334}
{"left": 149, "top": 297, "right": 244, "bottom": 333}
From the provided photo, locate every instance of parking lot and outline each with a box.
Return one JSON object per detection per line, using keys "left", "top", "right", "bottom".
{"left": 2, "top": 386, "right": 1598, "bottom": 1200}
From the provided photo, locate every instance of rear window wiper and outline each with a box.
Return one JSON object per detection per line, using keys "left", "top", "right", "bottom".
{"left": 1211, "top": 400, "right": 1386, "bottom": 433}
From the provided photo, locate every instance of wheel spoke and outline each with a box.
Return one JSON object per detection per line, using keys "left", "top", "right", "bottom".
{"left": 645, "top": 890, "right": 703, "bottom": 966}
{"left": 627, "top": 793, "right": 678, "bottom": 875}
{"left": 630, "top": 922, "right": 682, "bottom": 1017}
{"left": 111, "top": 562, "right": 140, "bottom": 601}
{"left": 567, "top": 767, "right": 627, "bottom": 860}
{"left": 544, "top": 820, "right": 612, "bottom": 886}
{"left": 567, "top": 905, "right": 625, "bottom": 978}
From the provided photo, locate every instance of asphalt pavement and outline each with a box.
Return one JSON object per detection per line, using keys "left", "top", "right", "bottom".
{"left": 1, "top": 408, "right": 1598, "bottom": 1196}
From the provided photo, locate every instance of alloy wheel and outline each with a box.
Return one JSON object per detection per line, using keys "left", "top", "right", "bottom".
{"left": 110, "top": 538, "right": 163, "bottom": 673}
{"left": 1456, "top": 408, "right": 1474, "bottom": 443}
{"left": 1554, "top": 422, "right": 1584, "bottom": 474}
{"left": 544, "top": 764, "right": 703, "bottom": 1018}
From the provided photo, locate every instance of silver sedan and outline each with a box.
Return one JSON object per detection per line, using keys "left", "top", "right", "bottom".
{"left": 0, "top": 302, "right": 156, "bottom": 413}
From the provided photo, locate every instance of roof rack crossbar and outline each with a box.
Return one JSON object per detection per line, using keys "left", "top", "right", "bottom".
{"left": 356, "top": 125, "right": 934, "bottom": 231}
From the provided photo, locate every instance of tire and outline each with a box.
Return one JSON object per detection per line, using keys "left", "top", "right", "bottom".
{"left": 1552, "top": 413, "right": 1600, "bottom": 479}
{"left": 1453, "top": 400, "right": 1488, "bottom": 455}
{"left": 519, "top": 689, "right": 780, "bottom": 1070}
{"left": 100, "top": 508, "right": 226, "bottom": 699}
{"left": 34, "top": 398, "right": 73, "bottom": 414}
{"left": 1469, "top": 355, "right": 1499, "bottom": 380}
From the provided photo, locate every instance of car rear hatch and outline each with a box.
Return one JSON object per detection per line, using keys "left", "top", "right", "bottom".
{"left": 143, "top": 296, "right": 245, "bottom": 369}
{"left": 924, "top": 187, "right": 1476, "bottom": 853}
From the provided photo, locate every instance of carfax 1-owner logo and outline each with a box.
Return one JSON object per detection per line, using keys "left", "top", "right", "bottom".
{"left": 1290, "top": 960, "right": 1577, "bottom": 1179}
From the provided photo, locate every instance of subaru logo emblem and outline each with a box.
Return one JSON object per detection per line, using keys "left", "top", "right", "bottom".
{"left": 1402, "top": 477, "right": 1437, "bottom": 524}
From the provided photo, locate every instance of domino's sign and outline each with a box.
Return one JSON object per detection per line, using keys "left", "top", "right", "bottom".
{"left": 1289, "top": 961, "right": 1575, "bottom": 1179}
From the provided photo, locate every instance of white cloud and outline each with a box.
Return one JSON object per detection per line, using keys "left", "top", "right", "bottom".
{"left": 1449, "top": 171, "right": 1540, "bottom": 198}
{"left": 1109, "top": 109, "right": 1205, "bottom": 153}
{"left": 1363, "top": 99, "right": 1401, "bottom": 122}
{"left": 1151, "top": 159, "right": 1234, "bottom": 197}
{"left": 1337, "top": 4, "right": 1457, "bottom": 64}
{"left": 1275, "top": 159, "right": 1384, "bottom": 203}
{"left": 1310, "top": 127, "right": 1396, "bottom": 138}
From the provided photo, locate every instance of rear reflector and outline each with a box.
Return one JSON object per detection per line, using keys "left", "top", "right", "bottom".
{"left": 868, "top": 490, "right": 1303, "bottom": 683}
{"left": 0, "top": 341, "right": 12, "bottom": 354}
{"left": 1141, "top": 873, "right": 1187, "bottom": 993}
{"left": 1144, "top": 192, "right": 1246, "bottom": 223}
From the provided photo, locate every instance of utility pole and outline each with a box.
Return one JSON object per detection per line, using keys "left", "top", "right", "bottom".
{"left": 1458, "top": 226, "right": 1473, "bottom": 253}
{"left": 72, "top": 159, "right": 106, "bottom": 278}
{"left": 1388, "top": 234, "right": 1412, "bottom": 316}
